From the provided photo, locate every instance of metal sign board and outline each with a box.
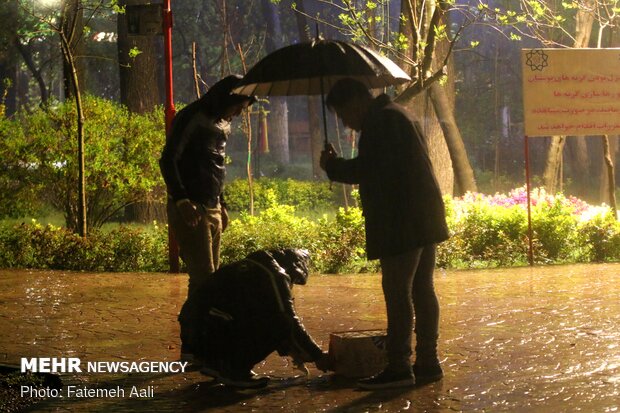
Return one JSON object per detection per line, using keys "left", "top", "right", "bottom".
{"left": 521, "top": 48, "right": 620, "bottom": 137}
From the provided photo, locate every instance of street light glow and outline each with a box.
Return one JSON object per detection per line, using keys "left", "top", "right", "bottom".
{"left": 34, "top": 0, "right": 61, "bottom": 7}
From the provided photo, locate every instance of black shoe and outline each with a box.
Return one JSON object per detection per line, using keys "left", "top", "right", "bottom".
{"left": 218, "top": 370, "right": 270, "bottom": 389}
{"left": 199, "top": 360, "right": 224, "bottom": 378}
{"left": 357, "top": 368, "right": 415, "bottom": 390}
{"left": 412, "top": 364, "right": 443, "bottom": 385}
{"left": 180, "top": 352, "right": 205, "bottom": 371}
{"left": 180, "top": 342, "right": 198, "bottom": 363}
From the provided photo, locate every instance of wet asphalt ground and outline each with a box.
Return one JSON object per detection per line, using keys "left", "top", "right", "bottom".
{"left": 1, "top": 263, "right": 619, "bottom": 412}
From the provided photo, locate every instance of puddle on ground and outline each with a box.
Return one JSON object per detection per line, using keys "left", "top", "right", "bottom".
{"left": 1, "top": 263, "right": 619, "bottom": 412}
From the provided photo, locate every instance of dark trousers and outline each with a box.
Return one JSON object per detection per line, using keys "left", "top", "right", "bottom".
{"left": 199, "top": 313, "right": 290, "bottom": 373}
{"left": 167, "top": 200, "right": 222, "bottom": 291}
{"left": 167, "top": 200, "right": 222, "bottom": 353}
{"left": 380, "top": 245, "right": 439, "bottom": 372}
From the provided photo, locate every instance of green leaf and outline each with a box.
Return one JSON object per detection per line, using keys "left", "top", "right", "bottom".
{"left": 128, "top": 47, "right": 142, "bottom": 58}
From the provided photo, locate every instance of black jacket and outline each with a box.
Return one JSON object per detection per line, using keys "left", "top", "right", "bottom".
{"left": 159, "top": 100, "right": 229, "bottom": 207}
{"left": 189, "top": 249, "right": 323, "bottom": 365}
{"left": 325, "top": 94, "right": 449, "bottom": 259}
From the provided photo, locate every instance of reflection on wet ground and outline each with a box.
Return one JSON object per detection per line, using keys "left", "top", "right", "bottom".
{"left": 1, "top": 264, "right": 619, "bottom": 412}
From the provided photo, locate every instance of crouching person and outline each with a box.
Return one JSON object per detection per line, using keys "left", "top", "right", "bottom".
{"left": 182, "top": 248, "right": 332, "bottom": 389}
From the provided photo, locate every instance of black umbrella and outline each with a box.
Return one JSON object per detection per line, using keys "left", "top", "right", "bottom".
{"left": 233, "top": 38, "right": 411, "bottom": 144}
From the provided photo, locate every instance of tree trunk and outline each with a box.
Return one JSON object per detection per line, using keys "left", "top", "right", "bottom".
{"left": 429, "top": 82, "right": 476, "bottom": 194}
{"left": 0, "top": 0, "right": 17, "bottom": 114}
{"left": 396, "top": 0, "right": 455, "bottom": 195}
{"left": 294, "top": 0, "right": 323, "bottom": 178}
{"left": 542, "top": 0, "right": 595, "bottom": 194}
{"left": 61, "top": 0, "right": 85, "bottom": 99}
{"left": 14, "top": 40, "right": 48, "bottom": 105}
{"left": 542, "top": 135, "right": 566, "bottom": 194}
{"left": 601, "top": 136, "right": 617, "bottom": 218}
{"left": 261, "top": 0, "right": 290, "bottom": 165}
{"left": 400, "top": 90, "right": 454, "bottom": 195}
{"left": 117, "top": 0, "right": 165, "bottom": 223}
{"left": 599, "top": 136, "right": 617, "bottom": 205}
{"left": 59, "top": 29, "right": 87, "bottom": 237}
{"left": 117, "top": 1, "right": 163, "bottom": 114}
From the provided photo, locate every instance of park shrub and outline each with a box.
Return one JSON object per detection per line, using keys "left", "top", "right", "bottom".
{"left": 0, "top": 116, "right": 43, "bottom": 218}
{"left": 438, "top": 193, "right": 529, "bottom": 268}
{"left": 1, "top": 187, "right": 619, "bottom": 273}
{"left": 440, "top": 187, "right": 619, "bottom": 267}
{"left": 221, "top": 204, "right": 320, "bottom": 265}
{"left": 0, "top": 220, "right": 168, "bottom": 272}
{"left": 221, "top": 204, "right": 374, "bottom": 273}
{"left": 575, "top": 208, "right": 620, "bottom": 262}
{"left": 224, "top": 177, "right": 337, "bottom": 212}
{"left": 314, "top": 207, "right": 377, "bottom": 273}
{"left": 224, "top": 178, "right": 337, "bottom": 212}
{"left": 1, "top": 97, "right": 165, "bottom": 230}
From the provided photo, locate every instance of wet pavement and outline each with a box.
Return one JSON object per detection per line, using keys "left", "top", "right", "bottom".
{"left": 1, "top": 264, "right": 620, "bottom": 412}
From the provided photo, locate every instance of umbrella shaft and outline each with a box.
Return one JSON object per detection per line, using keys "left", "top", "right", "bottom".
{"left": 320, "top": 76, "right": 329, "bottom": 146}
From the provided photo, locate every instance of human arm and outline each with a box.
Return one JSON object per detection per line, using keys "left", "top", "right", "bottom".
{"left": 220, "top": 193, "right": 229, "bottom": 231}
{"left": 262, "top": 269, "right": 330, "bottom": 370}
{"left": 159, "top": 108, "right": 204, "bottom": 227}
{"left": 159, "top": 111, "right": 191, "bottom": 203}
{"left": 175, "top": 199, "right": 202, "bottom": 227}
{"left": 320, "top": 143, "right": 361, "bottom": 185}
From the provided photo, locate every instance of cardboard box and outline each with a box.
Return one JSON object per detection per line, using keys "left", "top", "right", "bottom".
{"left": 328, "top": 329, "right": 387, "bottom": 378}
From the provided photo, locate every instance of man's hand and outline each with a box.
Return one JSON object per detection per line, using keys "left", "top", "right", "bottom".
{"left": 320, "top": 143, "right": 337, "bottom": 171}
{"left": 221, "top": 205, "right": 229, "bottom": 232}
{"left": 314, "top": 351, "right": 334, "bottom": 372}
{"left": 177, "top": 199, "right": 201, "bottom": 227}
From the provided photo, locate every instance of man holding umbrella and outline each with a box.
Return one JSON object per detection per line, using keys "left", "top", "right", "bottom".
{"left": 320, "top": 78, "right": 449, "bottom": 390}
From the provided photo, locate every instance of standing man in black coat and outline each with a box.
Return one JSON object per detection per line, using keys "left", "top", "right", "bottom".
{"left": 159, "top": 75, "right": 256, "bottom": 362}
{"left": 320, "top": 78, "right": 449, "bottom": 390}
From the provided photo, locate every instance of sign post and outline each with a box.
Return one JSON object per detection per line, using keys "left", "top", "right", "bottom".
{"left": 162, "top": 0, "right": 179, "bottom": 273}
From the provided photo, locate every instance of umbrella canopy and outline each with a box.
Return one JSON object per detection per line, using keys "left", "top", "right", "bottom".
{"left": 233, "top": 39, "right": 411, "bottom": 96}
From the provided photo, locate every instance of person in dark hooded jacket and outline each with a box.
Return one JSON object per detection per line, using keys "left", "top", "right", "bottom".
{"left": 159, "top": 75, "right": 256, "bottom": 361}
{"left": 183, "top": 249, "right": 331, "bottom": 389}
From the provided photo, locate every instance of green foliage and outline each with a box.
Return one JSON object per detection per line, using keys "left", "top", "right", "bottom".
{"left": 481, "top": 0, "right": 620, "bottom": 48}
{"left": 0, "top": 78, "right": 10, "bottom": 118}
{"left": 576, "top": 210, "right": 620, "bottom": 262}
{"left": 110, "top": 0, "right": 125, "bottom": 13}
{"left": 224, "top": 178, "right": 337, "bottom": 212}
{"left": 2, "top": 96, "right": 165, "bottom": 230}
{"left": 128, "top": 47, "right": 142, "bottom": 58}
{"left": 438, "top": 189, "right": 620, "bottom": 268}
{"left": 2, "top": 188, "right": 620, "bottom": 273}
{"left": 438, "top": 195, "right": 529, "bottom": 268}
{"left": 221, "top": 204, "right": 320, "bottom": 264}
{"left": 0, "top": 220, "right": 168, "bottom": 272}
{"left": 531, "top": 196, "right": 579, "bottom": 262}
{"left": 221, "top": 204, "right": 375, "bottom": 274}
{"left": 315, "top": 207, "right": 375, "bottom": 273}
{"left": 0, "top": 116, "right": 43, "bottom": 218}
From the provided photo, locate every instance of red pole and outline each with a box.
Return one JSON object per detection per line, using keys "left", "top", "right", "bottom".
{"left": 163, "top": 0, "right": 179, "bottom": 273}
{"left": 524, "top": 135, "right": 534, "bottom": 266}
